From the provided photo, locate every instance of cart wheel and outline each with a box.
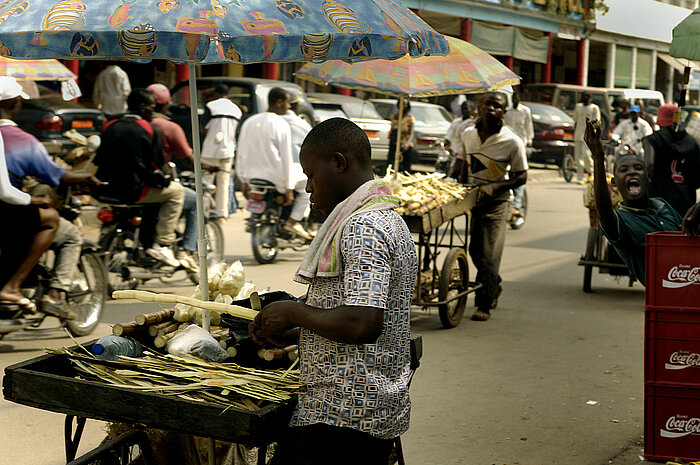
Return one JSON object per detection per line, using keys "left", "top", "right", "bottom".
{"left": 583, "top": 227, "right": 597, "bottom": 293}
{"left": 562, "top": 153, "right": 576, "bottom": 183}
{"left": 438, "top": 248, "right": 469, "bottom": 328}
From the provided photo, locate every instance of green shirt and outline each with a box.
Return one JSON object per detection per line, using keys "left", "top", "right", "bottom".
{"left": 600, "top": 198, "right": 683, "bottom": 286}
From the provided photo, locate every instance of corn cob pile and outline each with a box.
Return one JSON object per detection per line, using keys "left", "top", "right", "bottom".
{"left": 383, "top": 170, "right": 469, "bottom": 216}
{"left": 47, "top": 345, "right": 303, "bottom": 411}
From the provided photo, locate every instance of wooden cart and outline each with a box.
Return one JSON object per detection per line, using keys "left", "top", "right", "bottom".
{"left": 3, "top": 348, "right": 294, "bottom": 465}
{"left": 402, "top": 189, "right": 480, "bottom": 328}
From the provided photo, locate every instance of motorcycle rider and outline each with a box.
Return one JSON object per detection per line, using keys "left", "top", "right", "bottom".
{"left": 93, "top": 88, "right": 185, "bottom": 267}
{"left": 237, "top": 87, "right": 312, "bottom": 240}
{"left": 146, "top": 83, "right": 219, "bottom": 272}
{"left": 613, "top": 105, "right": 652, "bottom": 156}
{"left": 0, "top": 76, "right": 100, "bottom": 317}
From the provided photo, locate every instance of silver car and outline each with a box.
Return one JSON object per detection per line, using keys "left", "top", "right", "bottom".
{"left": 370, "top": 99, "right": 452, "bottom": 164}
{"left": 308, "top": 93, "right": 391, "bottom": 163}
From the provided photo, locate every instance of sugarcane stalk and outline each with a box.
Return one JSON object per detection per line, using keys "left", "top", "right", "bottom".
{"left": 135, "top": 309, "right": 175, "bottom": 326}
{"left": 112, "top": 322, "right": 141, "bottom": 337}
{"left": 113, "top": 290, "right": 258, "bottom": 321}
{"left": 148, "top": 320, "right": 177, "bottom": 337}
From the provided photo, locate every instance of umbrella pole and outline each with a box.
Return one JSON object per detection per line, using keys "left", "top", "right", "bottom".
{"left": 187, "top": 63, "right": 210, "bottom": 330}
{"left": 392, "top": 96, "right": 405, "bottom": 177}
{"left": 187, "top": 63, "right": 217, "bottom": 465}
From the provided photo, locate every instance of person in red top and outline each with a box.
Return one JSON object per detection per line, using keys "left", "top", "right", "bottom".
{"left": 146, "top": 84, "right": 219, "bottom": 271}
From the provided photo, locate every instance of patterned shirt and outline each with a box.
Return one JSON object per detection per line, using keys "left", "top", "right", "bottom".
{"left": 291, "top": 210, "right": 418, "bottom": 439}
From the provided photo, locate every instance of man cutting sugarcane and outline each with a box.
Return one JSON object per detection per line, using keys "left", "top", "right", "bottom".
{"left": 249, "top": 118, "right": 418, "bottom": 465}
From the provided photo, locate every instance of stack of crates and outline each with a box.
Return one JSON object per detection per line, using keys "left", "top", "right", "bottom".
{"left": 644, "top": 231, "right": 700, "bottom": 462}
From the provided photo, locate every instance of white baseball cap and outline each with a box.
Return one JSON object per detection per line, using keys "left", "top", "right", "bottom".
{"left": 0, "top": 76, "right": 29, "bottom": 101}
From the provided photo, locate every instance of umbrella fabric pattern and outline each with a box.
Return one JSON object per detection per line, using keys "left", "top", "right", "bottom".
{"left": 296, "top": 35, "right": 519, "bottom": 97}
{"left": 0, "top": 56, "right": 75, "bottom": 80}
{"left": 0, "top": 0, "right": 448, "bottom": 63}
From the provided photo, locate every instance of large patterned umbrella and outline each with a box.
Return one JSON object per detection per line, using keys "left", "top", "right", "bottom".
{"left": 0, "top": 0, "right": 447, "bottom": 333}
{"left": 0, "top": 56, "right": 75, "bottom": 80}
{"left": 296, "top": 35, "right": 518, "bottom": 97}
{"left": 296, "top": 35, "right": 518, "bottom": 172}
{"left": 670, "top": 7, "right": 700, "bottom": 61}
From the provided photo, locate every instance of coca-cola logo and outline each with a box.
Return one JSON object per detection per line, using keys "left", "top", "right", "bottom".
{"left": 661, "top": 415, "right": 700, "bottom": 438}
{"left": 662, "top": 265, "right": 700, "bottom": 289}
{"left": 665, "top": 351, "right": 700, "bottom": 370}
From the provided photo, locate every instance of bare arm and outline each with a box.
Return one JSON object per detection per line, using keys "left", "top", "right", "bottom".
{"left": 584, "top": 119, "right": 618, "bottom": 238}
{"left": 643, "top": 138, "right": 655, "bottom": 178}
{"left": 249, "top": 300, "right": 384, "bottom": 346}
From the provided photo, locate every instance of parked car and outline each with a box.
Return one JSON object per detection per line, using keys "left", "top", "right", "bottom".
{"left": 169, "top": 77, "right": 316, "bottom": 143}
{"left": 520, "top": 101, "right": 576, "bottom": 182}
{"left": 370, "top": 99, "right": 453, "bottom": 164}
{"left": 308, "top": 93, "right": 391, "bottom": 162}
{"left": 13, "top": 83, "right": 104, "bottom": 157}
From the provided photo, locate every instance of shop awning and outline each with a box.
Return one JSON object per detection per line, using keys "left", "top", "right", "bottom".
{"left": 658, "top": 52, "right": 694, "bottom": 73}
{"left": 470, "top": 21, "right": 550, "bottom": 63}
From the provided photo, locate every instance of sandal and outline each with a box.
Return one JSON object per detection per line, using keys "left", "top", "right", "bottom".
{"left": 0, "top": 298, "right": 36, "bottom": 312}
{"left": 471, "top": 310, "right": 491, "bottom": 321}
{"left": 40, "top": 295, "right": 77, "bottom": 320}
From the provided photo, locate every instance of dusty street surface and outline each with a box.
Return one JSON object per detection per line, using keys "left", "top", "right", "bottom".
{"left": 1, "top": 168, "right": 658, "bottom": 464}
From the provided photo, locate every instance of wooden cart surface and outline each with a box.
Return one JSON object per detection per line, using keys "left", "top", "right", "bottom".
{"left": 403, "top": 189, "right": 481, "bottom": 328}
{"left": 3, "top": 347, "right": 294, "bottom": 464}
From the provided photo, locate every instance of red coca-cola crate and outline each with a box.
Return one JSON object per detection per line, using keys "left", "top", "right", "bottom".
{"left": 645, "top": 383, "right": 700, "bottom": 462}
{"left": 646, "top": 307, "right": 700, "bottom": 385}
{"left": 645, "top": 232, "right": 700, "bottom": 310}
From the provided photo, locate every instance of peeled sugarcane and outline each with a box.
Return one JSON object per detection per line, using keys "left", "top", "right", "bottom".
{"left": 112, "top": 290, "right": 258, "bottom": 321}
{"left": 135, "top": 309, "right": 175, "bottom": 326}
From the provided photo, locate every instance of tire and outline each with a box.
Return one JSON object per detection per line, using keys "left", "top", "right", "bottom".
{"left": 251, "top": 212, "right": 279, "bottom": 264}
{"left": 509, "top": 189, "right": 527, "bottom": 230}
{"left": 99, "top": 229, "right": 138, "bottom": 295}
{"left": 583, "top": 227, "right": 597, "bottom": 293}
{"left": 66, "top": 251, "right": 107, "bottom": 336}
{"left": 205, "top": 219, "right": 225, "bottom": 264}
{"left": 438, "top": 248, "right": 469, "bottom": 328}
{"left": 562, "top": 153, "right": 576, "bottom": 183}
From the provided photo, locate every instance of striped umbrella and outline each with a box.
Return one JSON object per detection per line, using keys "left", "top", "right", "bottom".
{"left": 0, "top": 56, "right": 75, "bottom": 81}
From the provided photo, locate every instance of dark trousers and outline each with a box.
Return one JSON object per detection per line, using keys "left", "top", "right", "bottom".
{"left": 469, "top": 199, "right": 509, "bottom": 311}
{"left": 271, "top": 424, "right": 394, "bottom": 465}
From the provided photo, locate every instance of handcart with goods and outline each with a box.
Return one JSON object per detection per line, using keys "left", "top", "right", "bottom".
{"left": 577, "top": 174, "right": 635, "bottom": 292}
{"left": 391, "top": 172, "right": 480, "bottom": 328}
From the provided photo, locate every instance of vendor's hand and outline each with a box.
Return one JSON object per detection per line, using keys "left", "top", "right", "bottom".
{"left": 476, "top": 183, "right": 496, "bottom": 202}
{"left": 284, "top": 189, "right": 294, "bottom": 207}
{"left": 202, "top": 162, "right": 219, "bottom": 174}
{"left": 249, "top": 301, "right": 297, "bottom": 346}
{"left": 30, "top": 195, "right": 53, "bottom": 208}
{"left": 682, "top": 202, "right": 700, "bottom": 238}
{"left": 241, "top": 183, "right": 250, "bottom": 200}
{"left": 584, "top": 118, "right": 604, "bottom": 162}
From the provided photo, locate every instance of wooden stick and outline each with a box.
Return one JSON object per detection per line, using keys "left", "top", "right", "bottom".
{"left": 135, "top": 309, "right": 174, "bottom": 326}
{"left": 113, "top": 290, "right": 258, "bottom": 321}
{"left": 112, "top": 322, "right": 140, "bottom": 337}
{"left": 148, "top": 320, "right": 177, "bottom": 337}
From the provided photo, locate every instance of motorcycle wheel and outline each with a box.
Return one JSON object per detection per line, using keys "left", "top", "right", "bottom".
{"left": 66, "top": 251, "right": 107, "bottom": 336}
{"left": 205, "top": 219, "right": 225, "bottom": 264}
{"left": 99, "top": 229, "right": 139, "bottom": 294}
{"left": 251, "top": 212, "right": 279, "bottom": 264}
{"left": 509, "top": 189, "right": 527, "bottom": 230}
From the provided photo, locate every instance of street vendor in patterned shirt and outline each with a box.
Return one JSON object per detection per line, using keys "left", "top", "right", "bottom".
{"left": 249, "top": 117, "right": 418, "bottom": 465}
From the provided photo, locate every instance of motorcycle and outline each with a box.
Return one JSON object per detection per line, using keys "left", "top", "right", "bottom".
{"left": 246, "top": 179, "right": 312, "bottom": 264}
{"left": 0, "top": 192, "right": 108, "bottom": 338}
{"left": 97, "top": 171, "right": 225, "bottom": 292}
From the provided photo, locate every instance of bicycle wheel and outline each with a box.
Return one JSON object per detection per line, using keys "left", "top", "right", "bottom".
{"left": 205, "top": 219, "right": 225, "bottom": 264}
{"left": 562, "top": 153, "right": 576, "bottom": 183}
{"left": 438, "top": 248, "right": 469, "bottom": 328}
{"left": 99, "top": 229, "right": 138, "bottom": 294}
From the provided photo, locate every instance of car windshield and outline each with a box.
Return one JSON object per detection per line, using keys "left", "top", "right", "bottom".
{"left": 523, "top": 103, "right": 574, "bottom": 123}
{"left": 410, "top": 105, "right": 451, "bottom": 128}
{"left": 525, "top": 86, "right": 556, "bottom": 105}
{"left": 340, "top": 101, "right": 382, "bottom": 119}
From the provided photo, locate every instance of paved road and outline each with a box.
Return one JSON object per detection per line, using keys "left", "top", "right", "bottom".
{"left": 0, "top": 167, "right": 657, "bottom": 464}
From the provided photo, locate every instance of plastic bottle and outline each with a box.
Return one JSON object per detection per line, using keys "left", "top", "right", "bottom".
{"left": 91, "top": 335, "right": 143, "bottom": 361}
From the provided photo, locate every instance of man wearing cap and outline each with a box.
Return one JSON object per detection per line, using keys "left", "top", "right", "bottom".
{"left": 643, "top": 103, "right": 700, "bottom": 215}
{"left": 613, "top": 105, "right": 652, "bottom": 156}
{"left": 0, "top": 76, "right": 100, "bottom": 317}
{"left": 201, "top": 84, "right": 242, "bottom": 222}
{"left": 146, "top": 83, "right": 219, "bottom": 272}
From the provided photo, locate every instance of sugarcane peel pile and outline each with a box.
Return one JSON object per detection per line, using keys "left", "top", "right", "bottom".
{"left": 174, "top": 260, "right": 257, "bottom": 325}
{"left": 383, "top": 170, "right": 469, "bottom": 216}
